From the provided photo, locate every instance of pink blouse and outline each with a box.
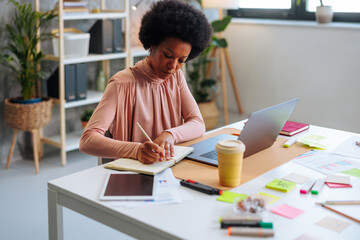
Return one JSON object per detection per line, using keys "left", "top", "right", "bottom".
{"left": 79, "top": 59, "right": 205, "bottom": 159}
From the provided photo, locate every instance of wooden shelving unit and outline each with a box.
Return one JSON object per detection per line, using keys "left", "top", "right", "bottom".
{"left": 34, "top": 0, "right": 148, "bottom": 166}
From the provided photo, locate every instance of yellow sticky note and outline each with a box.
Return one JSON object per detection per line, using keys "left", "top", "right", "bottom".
{"left": 257, "top": 192, "right": 281, "bottom": 204}
{"left": 216, "top": 191, "right": 248, "bottom": 203}
{"left": 266, "top": 179, "right": 296, "bottom": 193}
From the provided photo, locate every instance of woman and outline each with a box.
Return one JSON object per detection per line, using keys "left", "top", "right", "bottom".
{"left": 80, "top": 0, "right": 212, "bottom": 164}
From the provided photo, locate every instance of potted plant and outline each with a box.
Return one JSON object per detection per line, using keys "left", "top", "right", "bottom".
{"left": 187, "top": 16, "right": 232, "bottom": 130}
{"left": 80, "top": 109, "right": 94, "bottom": 128}
{"left": 1, "top": 0, "right": 56, "bottom": 130}
{"left": 1, "top": 0, "right": 56, "bottom": 172}
{"left": 316, "top": 0, "right": 333, "bottom": 24}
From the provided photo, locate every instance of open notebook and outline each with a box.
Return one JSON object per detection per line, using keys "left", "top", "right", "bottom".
{"left": 104, "top": 146, "right": 194, "bottom": 175}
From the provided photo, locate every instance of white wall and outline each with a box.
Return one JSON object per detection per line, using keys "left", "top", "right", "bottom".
{"left": 222, "top": 19, "right": 360, "bottom": 133}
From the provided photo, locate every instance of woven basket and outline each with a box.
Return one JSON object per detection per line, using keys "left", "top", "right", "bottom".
{"left": 4, "top": 97, "right": 53, "bottom": 131}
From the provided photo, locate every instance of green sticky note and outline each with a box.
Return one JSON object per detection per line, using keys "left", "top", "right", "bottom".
{"left": 298, "top": 134, "right": 328, "bottom": 150}
{"left": 216, "top": 191, "right": 248, "bottom": 203}
{"left": 306, "top": 135, "right": 327, "bottom": 141}
{"left": 265, "top": 179, "right": 296, "bottom": 193}
{"left": 342, "top": 168, "right": 360, "bottom": 178}
{"left": 258, "top": 192, "right": 281, "bottom": 204}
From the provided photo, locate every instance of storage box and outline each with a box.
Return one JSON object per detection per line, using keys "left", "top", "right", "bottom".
{"left": 52, "top": 28, "right": 90, "bottom": 58}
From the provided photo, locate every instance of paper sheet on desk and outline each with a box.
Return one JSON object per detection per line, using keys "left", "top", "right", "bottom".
{"left": 331, "top": 136, "right": 360, "bottom": 159}
{"left": 109, "top": 169, "right": 192, "bottom": 208}
{"left": 292, "top": 150, "right": 360, "bottom": 175}
{"left": 324, "top": 179, "right": 360, "bottom": 222}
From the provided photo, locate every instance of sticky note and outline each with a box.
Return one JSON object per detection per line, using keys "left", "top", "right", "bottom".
{"left": 326, "top": 182, "right": 352, "bottom": 188}
{"left": 257, "top": 192, "right": 280, "bottom": 204}
{"left": 325, "top": 174, "right": 350, "bottom": 184}
{"left": 342, "top": 168, "right": 360, "bottom": 178}
{"left": 316, "top": 216, "right": 351, "bottom": 232}
{"left": 216, "top": 191, "right": 248, "bottom": 203}
{"left": 265, "top": 179, "right": 296, "bottom": 193}
{"left": 282, "top": 172, "right": 310, "bottom": 184}
{"left": 271, "top": 204, "right": 304, "bottom": 219}
{"left": 298, "top": 135, "right": 328, "bottom": 149}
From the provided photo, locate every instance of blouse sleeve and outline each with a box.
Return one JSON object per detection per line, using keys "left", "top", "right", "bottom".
{"left": 79, "top": 75, "right": 141, "bottom": 159}
{"left": 166, "top": 70, "right": 206, "bottom": 143}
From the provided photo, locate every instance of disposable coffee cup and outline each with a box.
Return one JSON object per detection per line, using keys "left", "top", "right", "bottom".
{"left": 216, "top": 140, "right": 246, "bottom": 187}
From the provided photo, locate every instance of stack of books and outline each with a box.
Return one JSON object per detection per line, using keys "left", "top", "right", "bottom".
{"left": 63, "top": 0, "right": 89, "bottom": 13}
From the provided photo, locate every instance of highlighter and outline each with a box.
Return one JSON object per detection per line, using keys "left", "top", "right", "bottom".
{"left": 221, "top": 221, "right": 273, "bottom": 229}
{"left": 300, "top": 179, "right": 316, "bottom": 194}
{"left": 311, "top": 178, "right": 325, "bottom": 195}
{"left": 228, "top": 227, "right": 274, "bottom": 237}
{"left": 300, "top": 179, "right": 315, "bottom": 194}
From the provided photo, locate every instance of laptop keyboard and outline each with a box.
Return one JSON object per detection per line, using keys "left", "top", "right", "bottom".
{"left": 200, "top": 150, "right": 218, "bottom": 160}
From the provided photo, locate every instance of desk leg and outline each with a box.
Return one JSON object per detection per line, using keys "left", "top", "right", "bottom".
{"left": 48, "top": 188, "right": 63, "bottom": 240}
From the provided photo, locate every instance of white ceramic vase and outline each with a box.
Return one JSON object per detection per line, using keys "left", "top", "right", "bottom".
{"left": 316, "top": 6, "right": 334, "bottom": 24}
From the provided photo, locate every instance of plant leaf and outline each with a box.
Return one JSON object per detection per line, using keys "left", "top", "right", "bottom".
{"left": 212, "top": 38, "right": 228, "bottom": 48}
{"left": 211, "top": 15, "right": 232, "bottom": 33}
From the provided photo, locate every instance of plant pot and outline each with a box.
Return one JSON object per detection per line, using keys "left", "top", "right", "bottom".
{"left": 11, "top": 97, "right": 42, "bottom": 104}
{"left": 4, "top": 97, "right": 53, "bottom": 131}
{"left": 316, "top": 6, "right": 333, "bottom": 24}
{"left": 81, "top": 121, "right": 88, "bottom": 128}
{"left": 198, "top": 101, "right": 219, "bottom": 131}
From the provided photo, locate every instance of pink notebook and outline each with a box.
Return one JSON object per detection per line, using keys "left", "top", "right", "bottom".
{"left": 280, "top": 121, "right": 309, "bottom": 136}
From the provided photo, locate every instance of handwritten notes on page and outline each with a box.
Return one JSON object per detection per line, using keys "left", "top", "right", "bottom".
{"left": 265, "top": 179, "right": 296, "bottom": 193}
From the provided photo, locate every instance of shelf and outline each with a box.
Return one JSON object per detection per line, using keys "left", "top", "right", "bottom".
{"left": 64, "top": 90, "right": 103, "bottom": 109}
{"left": 63, "top": 12, "right": 127, "bottom": 20}
{"left": 42, "top": 130, "right": 83, "bottom": 152}
{"left": 131, "top": 47, "right": 148, "bottom": 58}
{"left": 63, "top": 52, "right": 127, "bottom": 65}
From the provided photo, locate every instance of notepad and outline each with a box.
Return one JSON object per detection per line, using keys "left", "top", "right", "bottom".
{"left": 104, "top": 146, "right": 194, "bottom": 175}
{"left": 280, "top": 121, "right": 309, "bottom": 136}
{"left": 265, "top": 179, "right": 296, "bottom": 193}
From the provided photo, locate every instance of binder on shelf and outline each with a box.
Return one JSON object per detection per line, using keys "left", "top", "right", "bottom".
{"left": 76, "top": 63, "right": 87, "bottom": 100}
{"left": 88, "top": 20, "right": 113, "bottom": 54}
{"left": 47, "top": 64, "right": 87, "bottom": 102}
{"left": 112, "top": 19, "right": 123, "bottom": 53}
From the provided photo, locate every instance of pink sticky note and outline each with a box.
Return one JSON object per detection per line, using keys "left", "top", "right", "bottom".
{"left": 326, "top": 182, "right": 352, "bottom": 188}
{"left": 271, "top": 204, "right": 304, "bottom": 219}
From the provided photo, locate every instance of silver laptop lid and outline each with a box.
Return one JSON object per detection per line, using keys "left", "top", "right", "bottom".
{"left": 238, "top": 98, "right": 299, "bottom": 158}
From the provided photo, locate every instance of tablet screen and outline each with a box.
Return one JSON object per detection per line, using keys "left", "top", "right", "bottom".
{"left": 100, "top": 173, "right": 155, "bottom": 200}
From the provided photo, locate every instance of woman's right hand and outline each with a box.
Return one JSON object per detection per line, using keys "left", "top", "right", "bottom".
{"left": 137, "top": 141, "right": 165, "bottom": 164}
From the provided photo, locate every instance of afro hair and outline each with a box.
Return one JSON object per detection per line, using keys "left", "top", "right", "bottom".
{"left": 139, "top": 0, "right": 212, "bottom": 61}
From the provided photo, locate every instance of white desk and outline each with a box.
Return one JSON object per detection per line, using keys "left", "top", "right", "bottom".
{"left": 48, "top": 122, "right": 360, "bottom": 240}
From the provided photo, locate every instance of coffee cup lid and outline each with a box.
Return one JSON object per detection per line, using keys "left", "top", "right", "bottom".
{"left": 216, "top": 140, "right": 245, "bottom": 154}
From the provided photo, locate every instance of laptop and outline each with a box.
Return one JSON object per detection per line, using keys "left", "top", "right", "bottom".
{"left": 187, "top": 98, "right": 299, "bottom": 166}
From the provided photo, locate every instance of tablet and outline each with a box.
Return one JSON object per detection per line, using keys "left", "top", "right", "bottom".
{"left": 100, "top": 172, "right": 156, "bottom": 201}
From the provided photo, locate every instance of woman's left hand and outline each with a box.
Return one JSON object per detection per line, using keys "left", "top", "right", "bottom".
{"left": 153, "top": 132, "right": 174, "bottom": 160}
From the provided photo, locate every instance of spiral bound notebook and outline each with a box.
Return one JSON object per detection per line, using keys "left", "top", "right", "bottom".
{"left": 104, "top": 146, "right": 194, "bottom": 175}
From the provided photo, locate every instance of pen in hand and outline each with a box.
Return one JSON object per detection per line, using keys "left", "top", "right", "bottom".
{"left": 136, "top": 122, "right": 165, "bottom": 161}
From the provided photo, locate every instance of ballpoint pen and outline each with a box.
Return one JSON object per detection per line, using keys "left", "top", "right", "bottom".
{"left": 136, "top": 122, "right": 165, "bottom": 160}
